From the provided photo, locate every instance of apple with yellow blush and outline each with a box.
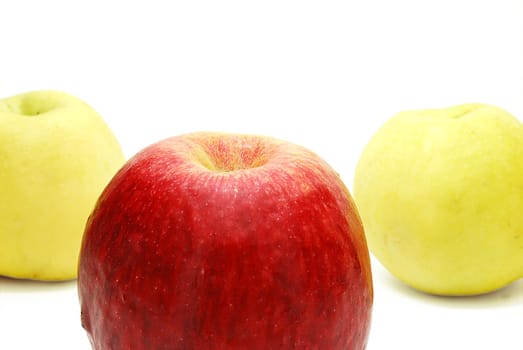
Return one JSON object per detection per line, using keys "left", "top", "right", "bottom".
{"left": 354, "top": 103, "right": 523, "bottom": 296}
{"left": 0, "top": 90, "right": 125, "bottom": 280}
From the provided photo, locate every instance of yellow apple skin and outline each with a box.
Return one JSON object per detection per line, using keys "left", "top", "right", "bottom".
{"left": 0, "top": 91, "right": 125, "bottom": 280}
{"left": 354, "top": 104, "right": 523, "bottom": 296}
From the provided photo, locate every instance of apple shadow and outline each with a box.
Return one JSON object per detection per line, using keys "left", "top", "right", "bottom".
{"left": 0, "top": 275, "right": 76, "bottom": 294}
{"left": 382, "top": 271, "right": 523, "bottom": 309}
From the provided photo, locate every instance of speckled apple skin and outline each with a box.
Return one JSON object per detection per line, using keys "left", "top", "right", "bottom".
{"left": 78, "top": 133, "right": 373, "bottom": 350}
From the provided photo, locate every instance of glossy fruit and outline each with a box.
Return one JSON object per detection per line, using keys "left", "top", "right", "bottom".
{"left": 78, "top": 132, "right": 373, "bottom": 349}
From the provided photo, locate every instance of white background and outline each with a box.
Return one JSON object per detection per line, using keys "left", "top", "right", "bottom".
{"left": 1, "top": 0, "right": 522, "bottom": 349}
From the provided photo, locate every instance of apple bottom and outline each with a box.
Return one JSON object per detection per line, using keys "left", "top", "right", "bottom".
{"left": 80, "top": 199, "right": 372, "bottom": 349}
{"left": 78, "top": 133, "right": 372, "bottom": 349}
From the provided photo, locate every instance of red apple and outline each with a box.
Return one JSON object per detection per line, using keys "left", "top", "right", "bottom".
{"left": 78, "top": 132, "right": 373, "bottom": 350}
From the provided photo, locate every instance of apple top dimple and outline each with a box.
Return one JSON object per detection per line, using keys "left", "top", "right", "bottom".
{"left": 13, "top": 94, "right": 59, "bottom": 116}
{"left": 446, "top": 104, "right": 481, "bottom": 119}
{"left": 1, "top": 90, "right": 73, "bottom": 117}
{"left": 404, "top": 103, "right": 508, "bottom": 121}
{"left": 187, "top": 133, "right": 278, "bottom": 173}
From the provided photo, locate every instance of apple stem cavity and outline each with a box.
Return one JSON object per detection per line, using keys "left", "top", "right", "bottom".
{"left": 192, "top": 134, "right": 272, "bottom": 173}
{"left": 448, "top": 104, "right": 480, "bottom": 119}
{"left": 10, "top": 92, "right": 62, "bottom": 117}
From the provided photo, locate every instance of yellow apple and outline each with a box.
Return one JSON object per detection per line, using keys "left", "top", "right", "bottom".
{"left": 0, "top": 90, "right": 125, "bottom": 280}
{"left": 353, "top": 103, "right": 523, "bottom": 296}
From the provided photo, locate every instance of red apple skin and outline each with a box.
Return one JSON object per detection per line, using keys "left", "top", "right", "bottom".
{"left": 78, "top": 132, "right": 373, "bottom": 350}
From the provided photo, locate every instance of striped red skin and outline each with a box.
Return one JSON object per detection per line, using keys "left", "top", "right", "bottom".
{"left": 78, "top": 133, "right": 373, "bottom": 350}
